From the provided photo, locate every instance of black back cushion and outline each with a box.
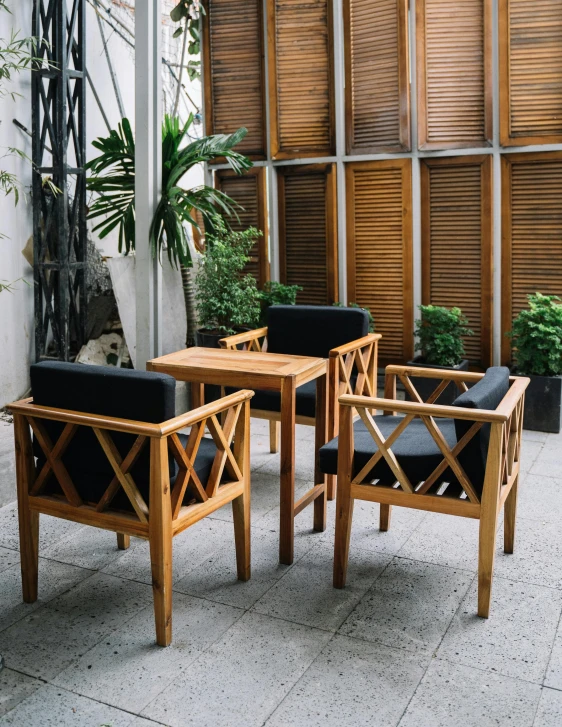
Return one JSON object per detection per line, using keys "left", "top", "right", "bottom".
{"left": 452, "top": 367, "right": 510, "bottom": 494}
{"left": 30, "top": 362, "right": 176, "bottom": 505}
{"left": 266, "top": 305, "right": 369, "bottom": 359}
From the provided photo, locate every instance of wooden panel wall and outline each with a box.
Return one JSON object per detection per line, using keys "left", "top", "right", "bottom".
{"left": 500, "top": 0, "right": 562, "bottom": 146}
{"left": 421, "top": 156, "right": 493, "bottom": 368}
{"left": 202, "top": 0, "right": 266, "bottom": 158}
{"left": 501, "top": 152, "right": 562, "bottom": 363}
{"left": 277, "top": 164, "right": 338, "bottom": 305}
{"left": 346, "top": 159, "right": 413, "bottom": 363}
{"left": 215, "top": 168, "right": 269, "bottom": 287}
{"left": 268, "top": 0, "right": 335, "bottom": 159}
{"left": 417, "top": 0, "right": 492, "bottom": 149}
{"left": 344, "top": 0, "right": 410, "bottom": 154}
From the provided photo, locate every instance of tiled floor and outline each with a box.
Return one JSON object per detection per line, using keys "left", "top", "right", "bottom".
{"left": 0, "top": 419, "right": 561, "bottom": 726}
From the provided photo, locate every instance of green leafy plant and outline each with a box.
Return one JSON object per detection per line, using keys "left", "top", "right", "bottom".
{"left": 508, "top": 293, "right": 562, "bottom": 376}
{"left": 258, "top": 281, "right": 301, "bottom": 325}
{"left": 415, "top": 304, "right": 473, "bottom": 367}
{"left": 169, "top": 0, "right": 203, "bottom": 82}
{"left": 195, "top": 216, "right": 262, "bottom": 335}
{"left": 86, "top": 115, "right": 252, "bottom": 267}
{"left": 333, "top": 302, "right": 375, "bottom": 333}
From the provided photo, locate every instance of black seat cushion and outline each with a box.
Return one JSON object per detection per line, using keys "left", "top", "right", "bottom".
{"left": 267, "top": 305, "right": 369, "bottom": 359}
{"left": 452, "top": 366, "right": 510, "bottom": 494}
{"left": 319, "top": 415, "right": 457, "bottom": 486}
{"left": 30, "top": 362, "right": 217, "bottom": 510}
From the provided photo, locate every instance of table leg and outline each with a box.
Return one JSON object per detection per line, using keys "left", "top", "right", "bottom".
{"left": 279, "top": 376, "right": 296, "bottom": 565}
{"left": 191, "top": 382, "right": 204, "bottom": 409}
{"left": 314, "top": 372, "right": 328, "bottom": 532}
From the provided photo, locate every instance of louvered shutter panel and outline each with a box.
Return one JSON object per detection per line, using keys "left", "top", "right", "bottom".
{"left": 346, "top": 160, "right": 413, "bottom": 363}
{"left": 344, "top": 0, "right": 410, "bottom": 154}
{"left": 202, "top": 0, "right": 266, "bottom": 158}
{"left": 268, "top": 0, "right": 335, "bottom": 158}
{"left": 501, "top": 153, "right": 562, "bottom": 362}
{"left": 278, "top": 164, "right": 338, "bottom": 305}
{"left": 421, "top": 157, "right": 493, "bottom": 368}
{"left": 215, "top": 168, "right": 269, "bottom": 287}
{"left": 500, "top": 0, "right": 562, "bottom": 145}
{"left": 417, "top": 0, "right": 492, "bottom": 150}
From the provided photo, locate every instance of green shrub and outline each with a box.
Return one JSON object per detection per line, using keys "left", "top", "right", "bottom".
{"left": 333, "top": 302, "right": 375, "bottom": 333}
{"left": 195, "top": 217, "right": 261, "bottom": 335}
{"left": 415, "top": 304, "right": 473, "bottom": 367}
{"left": 259, "top": 281, "right": 301, "bottom": 325}
{"left": 509, "top": 293, "right": 562, "bottom": 376}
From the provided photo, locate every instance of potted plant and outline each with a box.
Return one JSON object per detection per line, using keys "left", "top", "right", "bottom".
{"left": 195, "top": 216, "right": 262, "bottom": 348}
{"left": 258, "top": 281, "right": 302, "bottom": 326}
{"left": 408, "top": 304, "right": 473, "bottom": 404}
{"left": 509, "top": 293, "right": 562, "bottom": 433}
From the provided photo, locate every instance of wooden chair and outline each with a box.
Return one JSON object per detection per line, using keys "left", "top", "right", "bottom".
{"left": 319, "top": 365, "right": 529, "bottom": 617}
{"left": 8, "top": 362, "right": 253, "bottom": 647}
{"left": 220, "top": 304, "right": 381, "bottom": 500}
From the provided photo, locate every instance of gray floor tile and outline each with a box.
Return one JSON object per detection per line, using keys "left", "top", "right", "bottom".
{"left": 0, "top": 684, "right": 136, "bottom": 726}
{"left": 253, "top": 541, "right": 390, "bottom": 631}
{"left": 543, "top": 613, "right": 562, "bottom": 690}
{"left": 534, "top": 688, "right": 562, "bottom": 727}
{"left": 523, "top": 431, "right": 549, "bottom": 444}
{"left": 399, "top": 658, "right": 540, "bottom": 727}
{"left": 0, "top": 668, "right": 42, "bottom": 718}
{"left": 42, "top": 524, "right": 129, "bottom": 570}
{"left": 0, "top": 503, "right": 85, "bottom": 552}
{"left": 529, "top": 442, "right": 561, "bottom": 478}
{"left": 266, "top": 635, "right": 426, "bottom": 727}
{"left": 0, "top": 558, "right": 94, "bottom": 633}
{"left": 1, "top": 573, "right": 153, "bottom": 680}
{"left": 0, "top": 547, "right": 19, "bottom": 574}
{"left": 207, "top": 470, "right": 295, "bottom": 525}
{"left": 344, "top": 500, "right": 427, "bottom": 555}
{"left": 340, "top": 557, "right": 472, "bottom": 654}
{"left": 53, "top": 593, "right": 242, "bottom": 713}
{"left": 517, "top": 474, "right": 562, "bottom": 523}
{"left": 142, "top": 612, "right": 332, "bottom": 727}
{"left": 253, "top": 439, "right": 317, "bottom": 482}
{"left": 438, "top": 577, "right": 562, "bottom": 683}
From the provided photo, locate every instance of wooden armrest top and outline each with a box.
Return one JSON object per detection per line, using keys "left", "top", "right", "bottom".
{"left": 385, "top": 364, "right": 522, "bottom": 385}
{"left": 329, "top": 333, "right": 382, "bottom": 357}
{"left": 219, "top": 327, "right": 268, "bottom": 348}
{"left": 7, "top": 389, "right": 255, "bottom": 438}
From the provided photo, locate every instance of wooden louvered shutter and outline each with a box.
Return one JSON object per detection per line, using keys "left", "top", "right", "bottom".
{"left": 277, "top": 164, "right": 338, "bottom": 304}
{"left": 268, "top": 0, "right": 335, "bottom": 159}
{"left": 417, "top": 0, "right": 492, "bottom": 150}
{"left": 421, "top": 156, "right": 493, "bottom": 368}
{"left": 346, "top": 159, "right": 413, "bottom": 363}
{"left": 501, "top": 152, "right": 562, "bottom": 363}
{"left": 215, "top": 168, "right": 269, "bottom": 287}
{"left": 500, "top": 0, "right": 562, "bottom": 146}
{"left": 202, "top": 0, "right": 266, "bottom": 158}
{"left": 344, "top": 0, "right": 410, "bottom": 154}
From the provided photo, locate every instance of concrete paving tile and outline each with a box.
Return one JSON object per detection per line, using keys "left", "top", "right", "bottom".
{"left": 173, "top": 527, "right": 303, "bottom": 609}
{"left": 142, "top": 611, "right": 332, "bottom": 727}
{"left": 398, "top": 658, "right": 541, "bottom": 727}
{"left": 0, "top": 547, "right": 19, "bottom": 574}
{"left": 523, "top": 431, "right": 549, "bottom": 444}
{"left": 0, "top": 684, "right": 136, "bottom": 726}
{"left": 102, "top": 517, "right": 234, "bottom": 585}
{"left": 529, "top": 442, "right": 561, "bottom": 478}
{"left": 517, "top": 474, "right": 562, "bottom": 523}
{"left": 207, "top": 470, "right": 294, "bottom": 525}
{"left": 0, "top": 558, "right": 94, "bottom": 633}
{"left": 253, "top": 541, "right": 391, "bottom": 631}
{"left": 266, "top": 635, "right": 427, "bottom": 727}
{"left": 340, "top": 557, "right": 473, "bottom": 654}
{"left": 0, "top": 668, "right": 42, "bottom": 718}
{"left": 533, "top": 688, "right": 562, "bottom": 727}
{"left": 438, "top": 577, "right": 562, "bottom": 683}
{"left": 1, "top": 573, "right": 153, "bottom": 680}
{"left": 0, "top": 502, "right": 85, "bottom": 552}
{"left": 42, "top": 524, "right": 129, "bottom": 570}
{"left": 344, "top": 501, "right": 427, "bottom": 556}
{"left": 128, "top": 719, "right": 169, "bottom": 727}
{"left": 543, "top": 613, "right": 562, "bottom": 690}
{"left": 253, "top": 439, "right": 317, "bottom": 482}
{"left": 53, "top": 593, "right": 242, "bottom": 713}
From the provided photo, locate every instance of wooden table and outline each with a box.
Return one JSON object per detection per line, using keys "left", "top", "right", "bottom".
{"left": 147, "top": 347, "right": 328, "bottom": 564}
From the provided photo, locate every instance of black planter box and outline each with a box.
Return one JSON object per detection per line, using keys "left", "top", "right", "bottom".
{"left": 195, "top": 329, "right": 224, "bottom": 349}
{"left": 406, "top": 356, "right": 470, "bottom": 406}
{"left": 522, "top": 374, "right": 562, "bottom": 434}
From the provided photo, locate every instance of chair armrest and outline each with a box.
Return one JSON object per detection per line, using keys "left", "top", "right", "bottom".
{"left": 219, "top": 327, "right": 268, "bottom": 351}
{"left": 328, "top": 333, "right": 382, "bottom": 358}
{"left": 159, "top": 389, "right": 255, "bottom": 435}
{"left": 495, "top": 377, "right": 530, "bottom": 419}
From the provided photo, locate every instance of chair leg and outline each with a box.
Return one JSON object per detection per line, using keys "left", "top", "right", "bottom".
{"left": 478, "top": 507, "right": 498, "bottom": 619}
{"left": 327, "top": 474, "right": 336, "bottom": 501}
{"left": 117, "top": 533, "right": 130, "bottom": 550}
{"left": 333, "top": 481, "right": 354, "bottom": 589}
{"left": 232, "top": 488, "right": 251, "bottom": 582}
{"left": 380, "top": 504, "right": 392, "bottom": 532}
{"left": 504, "top": 475, "right": 519, "bottom": 555}
{"left": 14, "top": 413, "right": 39, "bottom": 603}
{"left": 269, "top": 420, "right": 279, "bottom": 454}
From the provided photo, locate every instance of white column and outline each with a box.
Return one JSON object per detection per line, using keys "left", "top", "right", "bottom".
{"left": 135, "top": 0, "right": 163, "bottom": 369}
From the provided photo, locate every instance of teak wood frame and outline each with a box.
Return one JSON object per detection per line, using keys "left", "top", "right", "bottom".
{"left": 219, "top": 327, "right": 381, "bottom": 502}
{"left": 9, "top": 390, "right": 254, "bottom": 647}
{"left": 333, "top": 365, "right": 529, "bottom": 618}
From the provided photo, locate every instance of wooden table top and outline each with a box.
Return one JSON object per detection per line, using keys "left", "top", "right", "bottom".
{"left": 147, "top": 347, "right": 327, "bottom": 391}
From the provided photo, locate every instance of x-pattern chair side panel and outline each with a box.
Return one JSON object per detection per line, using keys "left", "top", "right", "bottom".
{"left": 169, "top": 427, "right": 208, "bottom": 519}
{"left": 206, "top": 407, "right": 244, "bottom": 497}
{"left": 96, "top": 435, "right": 147, "bottom": 513}
{"left": 31, "top": 422, "right": 78, "bottom": 496}
{"left": 353, "top": 413, "right": 415, "bottom": 484}
{"left": 28, "top": 417, "right": 82, "bottom": 506}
